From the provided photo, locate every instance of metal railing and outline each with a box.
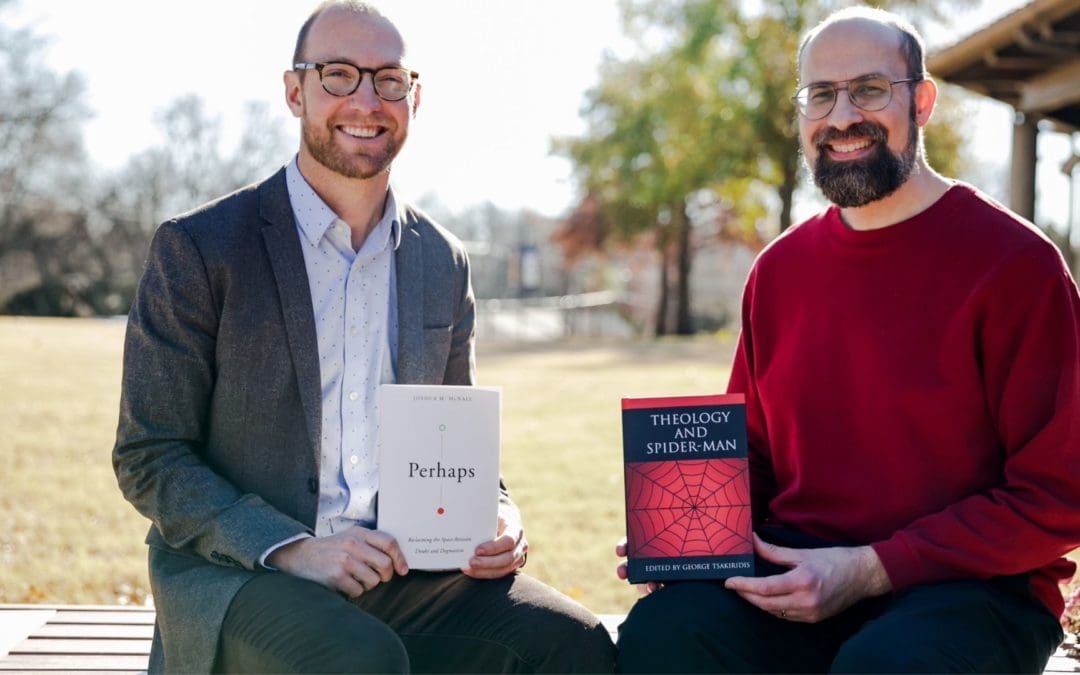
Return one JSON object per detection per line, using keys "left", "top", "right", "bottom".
{"left": 476, "top": 291, "right": 633, "bottom": 341}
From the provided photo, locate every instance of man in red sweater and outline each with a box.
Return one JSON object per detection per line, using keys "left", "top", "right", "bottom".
{"left": 616, "top": 6, "right": 1080, "bottom": 673}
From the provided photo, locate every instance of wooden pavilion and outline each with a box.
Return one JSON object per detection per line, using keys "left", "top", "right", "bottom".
{"left": 928, "top": 0, "right": 1080, "bottom": 222}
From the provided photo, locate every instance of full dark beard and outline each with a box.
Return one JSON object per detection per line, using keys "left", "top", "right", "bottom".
{"left": 302, "top": 120, "right": 400, "bottom": 180}
{"left": 810, "top": 118, "right": 918, "bottom": 208}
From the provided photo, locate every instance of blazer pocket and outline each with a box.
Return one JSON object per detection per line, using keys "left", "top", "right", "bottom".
{"left": 421, "top": 326, "right": 452, "bottom": 381}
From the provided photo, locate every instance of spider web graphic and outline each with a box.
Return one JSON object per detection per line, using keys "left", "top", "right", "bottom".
{"left": 626, "top": 459, "right": 751, "bottom": 558}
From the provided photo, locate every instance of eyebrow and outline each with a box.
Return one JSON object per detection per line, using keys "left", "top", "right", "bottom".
{"left": 309, "top": 57, "right": 406, "bottom": 70}
{"left": 802, "top": 72, "right": 891, "bottom": 87}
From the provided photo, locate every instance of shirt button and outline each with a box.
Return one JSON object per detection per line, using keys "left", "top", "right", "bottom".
{"left": 351, "top": 326, "right": 359, "bottom": 336}
{"left": 350, "top": 455, "right": 359, "bottom": 465}
{"left": 348, "top": 391, "right": 359, "bottom": 401}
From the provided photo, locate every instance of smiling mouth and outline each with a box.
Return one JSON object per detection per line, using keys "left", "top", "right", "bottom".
{"left": 339, "top": 124, "right": 385, "bottom": 139}
{"left": 827, "top": 138, "right": 873, "bottom": 154}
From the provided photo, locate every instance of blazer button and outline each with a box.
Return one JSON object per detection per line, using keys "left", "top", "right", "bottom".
{"left": 307, "top": 477, "right": 318, "bottom": 494}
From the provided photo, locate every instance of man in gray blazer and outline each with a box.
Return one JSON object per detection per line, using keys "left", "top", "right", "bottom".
{"left": 113, "top": 1, "right": 615, "bottom": 672}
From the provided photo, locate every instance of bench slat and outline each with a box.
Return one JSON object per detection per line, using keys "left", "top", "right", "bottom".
{"left": 49, "top": 610, "right": 154, "bottom": 626}
{"left": 32, "top": 624, "right": 154, "bottom": 640}
{"left": 597, "top": 613, "right": 621, "bottom": 640}
{"left": 11, "top": 638, "right": 154, "bottom": 655}
{"left": 0, "top": 652, "right": 150, "bottom": 670}
{"left": 1046, "top": 654, "right": 1080, "bottom": 674}
{"left": 0, "top": 609, "right": 55, "bottom": 658}
{"left": 0, "top": 605, "right": 153, "bottom": 614}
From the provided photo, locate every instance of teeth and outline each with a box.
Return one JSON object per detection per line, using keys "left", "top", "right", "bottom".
{"left": 341, "top": 125, "right": 379, "bottom": 138}
{"left": 831, "top": 139, "right": 871, "bottom": 153}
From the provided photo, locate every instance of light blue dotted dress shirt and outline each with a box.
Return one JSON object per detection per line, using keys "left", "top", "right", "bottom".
{"left": 286, "top": 158, "right": 402, "bottom": 536}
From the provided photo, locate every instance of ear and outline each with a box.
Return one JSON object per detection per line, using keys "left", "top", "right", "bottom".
{"left": 410, "top": 82, "right": 422, "bottom": 117}
{"left": 284, "top": 70, "right": 304, "bottom": 118}
{"left": 912, "top": 77, "right": 937, "bottom": 128}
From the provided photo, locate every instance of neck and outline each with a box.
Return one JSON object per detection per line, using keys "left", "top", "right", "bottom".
{"left": 297, "top": 150, "right": 391, "bottom": 250}
{"left": 838, "top": 161, "right": 953, "bottom": 231}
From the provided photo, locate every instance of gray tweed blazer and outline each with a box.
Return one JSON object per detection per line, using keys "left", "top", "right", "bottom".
{"left": 113, "top": 166, "right": 476, "bottom": 673}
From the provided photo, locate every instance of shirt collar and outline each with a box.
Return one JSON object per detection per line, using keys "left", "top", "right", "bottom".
{"left": 285, "top": 156, "right": 403, "bottom": 251}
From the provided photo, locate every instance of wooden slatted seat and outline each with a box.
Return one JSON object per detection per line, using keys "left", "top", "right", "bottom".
{"left": 1, "top": 604, "right": 1077, "bottom": 672}
{"left": 0, "top": 604, "right": 154, "bottom": 673}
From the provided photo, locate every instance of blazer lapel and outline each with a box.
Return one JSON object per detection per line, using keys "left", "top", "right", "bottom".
{"left": 258, "top": 170, "right": 322, "bottom": 462}
{"left": 395, "top": 217, "right": 424, "bottom": 383}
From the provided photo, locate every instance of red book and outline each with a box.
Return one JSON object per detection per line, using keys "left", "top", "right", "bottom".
{"left": 622, "top": 394, "right": 753, "bottom": 583}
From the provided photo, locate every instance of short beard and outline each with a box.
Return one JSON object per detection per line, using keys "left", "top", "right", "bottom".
{"left": 301, "top": 118, "right": 400, "bottom": 180}
{"left": 807, "top": 112, "right": 919, "bottom": 208}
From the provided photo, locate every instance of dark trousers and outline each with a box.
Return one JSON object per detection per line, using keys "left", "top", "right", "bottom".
{"left": 214, "top": 570, "right": 615, "bottom": 673}
{"left": 616, "top": 576, "right": 1064, "bottom": 673}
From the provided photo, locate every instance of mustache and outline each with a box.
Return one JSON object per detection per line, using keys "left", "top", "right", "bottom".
{"left": 813, "top": 122, "right": 888, "bottom": 149}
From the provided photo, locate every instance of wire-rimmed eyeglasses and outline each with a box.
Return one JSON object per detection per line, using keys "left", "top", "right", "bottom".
{"left": 792, "top": 74, "right": 923, "bottom": 120}
{"left": 294, "top": 62, "right": 419, "bottom": 101}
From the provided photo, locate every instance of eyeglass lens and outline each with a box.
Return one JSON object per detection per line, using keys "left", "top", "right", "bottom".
{"left": 796, "top": 76, "right": 896, "bottom": 120}
{"left": 316, "top": 63, "right": 413, "bottom": 101}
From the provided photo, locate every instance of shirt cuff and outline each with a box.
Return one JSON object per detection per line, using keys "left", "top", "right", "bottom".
{"left": 259, "top": 533, "right": 313, "bottom": 570}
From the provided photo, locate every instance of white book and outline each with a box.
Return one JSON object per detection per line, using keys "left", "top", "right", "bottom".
{"left": 376, "top": 384, "right": 501, "bottom": 570}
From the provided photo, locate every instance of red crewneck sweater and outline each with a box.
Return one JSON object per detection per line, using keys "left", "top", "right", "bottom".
{"left": 728, "top": 183, "right": 1080, "bottom": 617}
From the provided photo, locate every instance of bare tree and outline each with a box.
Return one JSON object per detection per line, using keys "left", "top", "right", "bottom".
{"left": 0, "top": 1, "right": 97, "bottom": 313}
{"left": 88, "top": 96, "right": 291, "bottom": 314}
{"left": 0, "top": 2, "right": 290, "bottom": 315}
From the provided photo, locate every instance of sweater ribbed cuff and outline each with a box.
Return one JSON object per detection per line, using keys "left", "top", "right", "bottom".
{"left": 871, "top": 535, "right": 924, "bottom": 592}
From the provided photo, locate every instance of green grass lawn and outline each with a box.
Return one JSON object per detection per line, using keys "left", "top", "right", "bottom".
{"left": 0, "top": 317, "right": 735, "bottom": 613}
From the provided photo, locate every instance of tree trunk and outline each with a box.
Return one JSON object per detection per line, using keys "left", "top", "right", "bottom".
{"left": 653, "top": 233, "right": 671, "bottom": 336}
{"left": 778, "top": 149, "right": 798, "bottom": 233}
{"left": 673, "top": 202, "right": 694, "bottom": 335}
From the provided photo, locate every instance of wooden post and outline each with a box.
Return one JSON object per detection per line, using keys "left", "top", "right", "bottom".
{"left": 1009, "top": 111, "right": 1038, "bottom": 222}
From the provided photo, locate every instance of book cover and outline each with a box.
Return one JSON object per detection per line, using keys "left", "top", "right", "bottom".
{"left": 622, "top": 393, "right": 753, "bottom": 583}
{"left": 377, "top": 384, "right": 500, "bottom": 570}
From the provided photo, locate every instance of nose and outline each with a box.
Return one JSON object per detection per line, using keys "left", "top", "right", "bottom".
{"left": 825, "top": 88, "right": 864, "bottom": 130}
{"left": 347, "top": 72, "right": 382, "bottom": 111}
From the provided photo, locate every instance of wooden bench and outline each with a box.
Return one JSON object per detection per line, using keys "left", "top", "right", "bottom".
{"left": 0, "top": 604, "right": 154, "bottom": 672}
{"left": 1, "top": 604, "right": 1077, "bottom": 672}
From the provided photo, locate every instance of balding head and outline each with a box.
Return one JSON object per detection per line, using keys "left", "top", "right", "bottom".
{"left": 293, "top": 1, "right": 405, "bottom": 66}
{"left": 798, "top": 7, "right": 926, "bottom": 85}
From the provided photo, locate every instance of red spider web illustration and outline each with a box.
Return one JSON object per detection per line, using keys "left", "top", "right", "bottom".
{"left": 626, "top": 459, "right": 751, "bottom": 558}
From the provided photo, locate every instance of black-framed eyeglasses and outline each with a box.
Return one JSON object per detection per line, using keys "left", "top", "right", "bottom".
{"left": 294, "top": 62, "right": 419, "bottom": 101}
{"left": 792, "top": 74, "right": 923, "bottom": 120}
